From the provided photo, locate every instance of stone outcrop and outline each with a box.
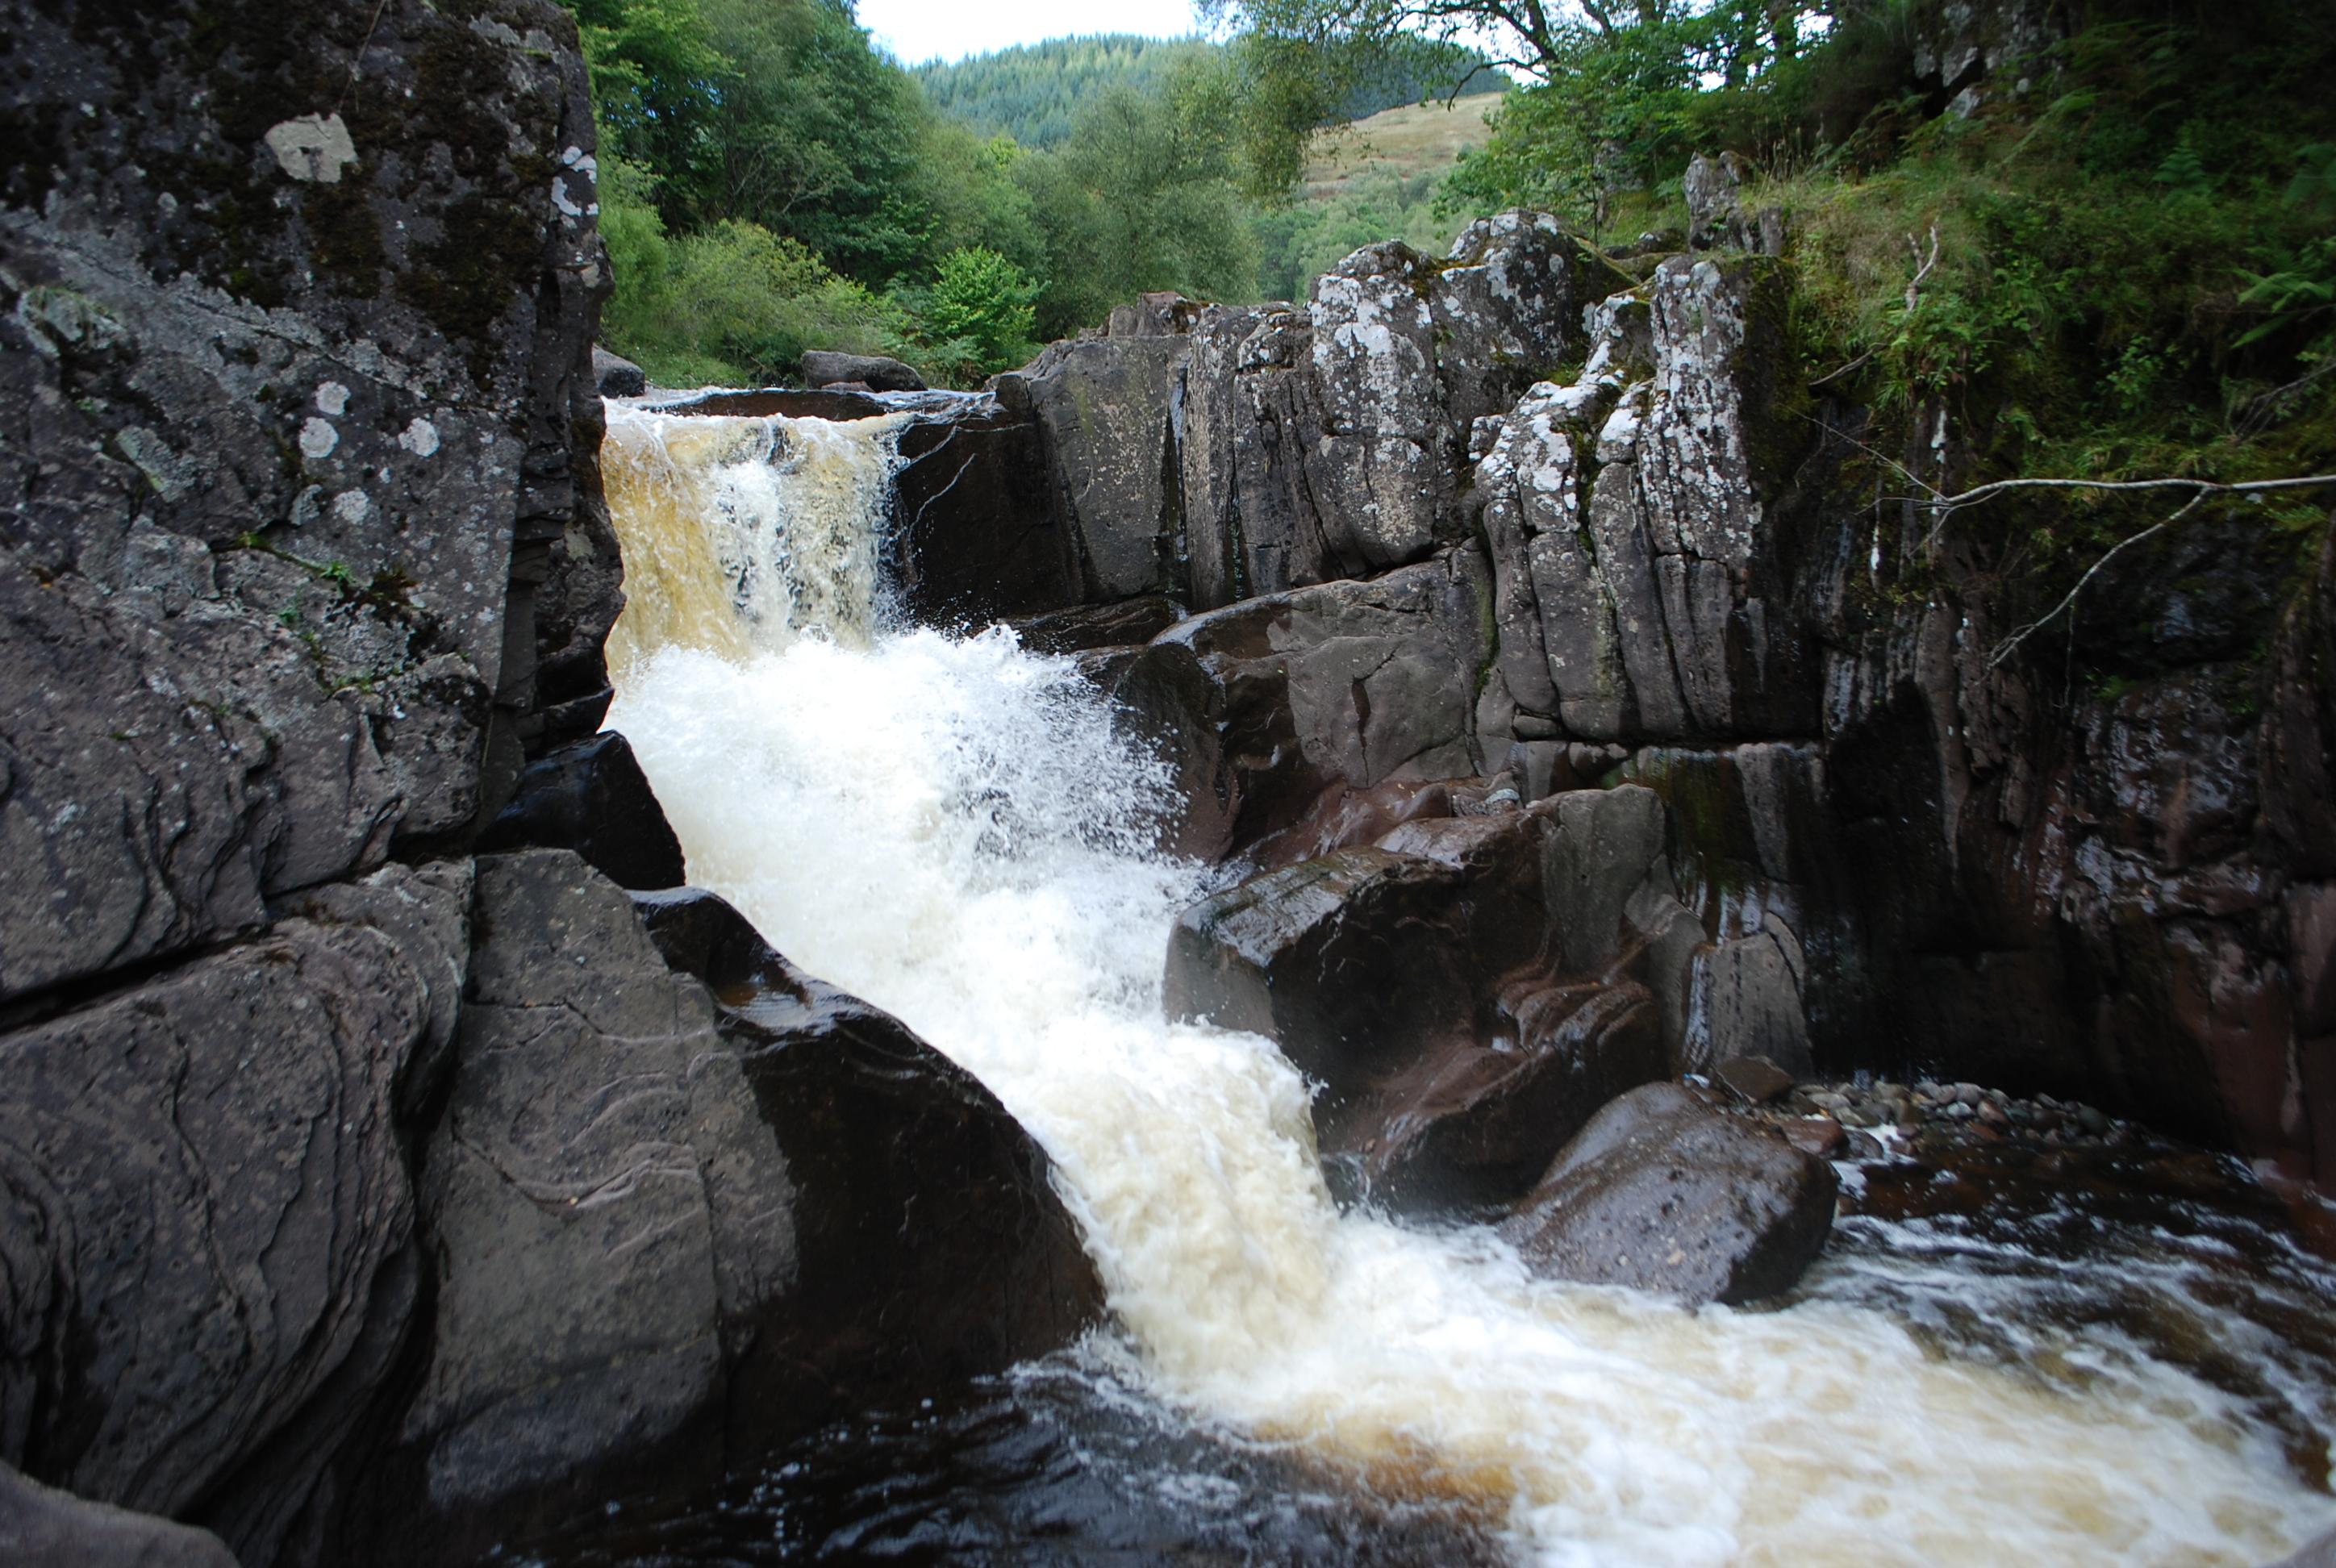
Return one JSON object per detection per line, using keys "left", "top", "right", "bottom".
{"left": 0, "top": 1, "right": 1108, "bottom": 1558}
{"left": 1067, "top": 184, "right": 2333, "bottom": 1191}
{"left": 1500, "top": 1082, "right": 1838, "bottom": 1303}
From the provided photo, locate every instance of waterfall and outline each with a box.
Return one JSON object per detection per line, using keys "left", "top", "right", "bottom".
{"left": 599, "top": 402, "right": 2335, "bottom": 1566}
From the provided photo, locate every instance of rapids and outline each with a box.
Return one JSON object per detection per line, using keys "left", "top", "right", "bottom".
{"left": 595, "top": 401, "right": 2336, "bottom": 1566}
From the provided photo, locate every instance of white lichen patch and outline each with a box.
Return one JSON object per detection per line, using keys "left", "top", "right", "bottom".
{"left": 298, "top": 417, "right": 339, "bottom": 461}
{"left": 264, "top": 114, "right": 358, "bottom": 184}
{"left": 315, "top": 381, "right": 351, "bottom": 415}
{"left": 332, "top": 490, "right": 372, "bottom": 524}
{"left": 398, "top": 417, "right": 440, "bottom": 457}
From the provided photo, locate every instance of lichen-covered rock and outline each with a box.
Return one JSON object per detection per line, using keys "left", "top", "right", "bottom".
{"left": 1470, "top": 253, "right": 1813, "bottom": 755}
{"left": 0, "top": 0, "right": 617, "bottom": 1003}
{"left": 1175, "top": 215, "right": 1587, "bottom": 611}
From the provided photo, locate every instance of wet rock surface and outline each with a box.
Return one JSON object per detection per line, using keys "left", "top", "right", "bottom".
{"left": 477, "top": 730, "right": 686, "bottom": 889}
{"left": 1501, "top": 1081, "right": 1839, "bottom": 1304}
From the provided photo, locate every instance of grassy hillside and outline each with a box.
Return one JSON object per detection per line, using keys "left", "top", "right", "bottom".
{"left": 1299, "top": 90, "right": 1505, "bottom": 202}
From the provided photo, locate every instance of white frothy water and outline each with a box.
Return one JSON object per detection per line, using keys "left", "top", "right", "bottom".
{"left": 600, "top": 402, "right": 2336, "bottom": 1566}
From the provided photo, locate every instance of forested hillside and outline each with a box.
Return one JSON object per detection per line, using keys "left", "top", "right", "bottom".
{"left": 915, "top": 36, "right": 1215, "bottom": 148}
{"left": 916, "top": 33, "right": 1498, "bottom": 150}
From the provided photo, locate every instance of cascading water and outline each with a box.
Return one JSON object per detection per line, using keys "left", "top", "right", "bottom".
{"left": 597, "top": 402, "right": 2336, "bottom": 1566}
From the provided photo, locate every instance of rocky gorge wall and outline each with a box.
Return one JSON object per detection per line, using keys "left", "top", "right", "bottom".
{"left": 0, "top": 2, "right": 1098, "bottom": 1562}
{"left": 944, "top": 205, "right": 2335, "bottom": 1196}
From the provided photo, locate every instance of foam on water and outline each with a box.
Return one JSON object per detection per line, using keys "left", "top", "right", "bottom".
{"left": 599, "top": 402, "right": 2336, "bottom": 1566}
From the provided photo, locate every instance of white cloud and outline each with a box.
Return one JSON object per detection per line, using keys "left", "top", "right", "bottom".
{"left": 858, "top": 0, "right": 1204, "bottom": 65}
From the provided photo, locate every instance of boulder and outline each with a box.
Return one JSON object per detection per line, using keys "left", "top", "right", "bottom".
{"left": 1500, "top": 1082, "right": 1838, "bottom": 1304}
{"left": 1132, "top": 551, "right": 1492, "bottom": 855}
{"left": 632, "top": 886, "right": 1103, "bottom": 1403}
{"left": 0, "top": 1466, "right": 237, "bottom": 1568}
{"left": 477, "top": 729, "right": 686, "bottom": 889}
{"left": 1165, "top": 849, "right": 1497, "bottom": 1107}
{"left": 591, "top": 344, "right": 646, "bottom": 398}
{"left": 1337, "top": 978, "right": 1663, "bottom": 1211}
{"left": 801, "top": 350, "right": 926, "bottom": 393}
{"left": 0, "top": 863, "right": 472, "bottom": 1564}
{"left": 385, "top": 856, "right": 1099, "bottom": 1554}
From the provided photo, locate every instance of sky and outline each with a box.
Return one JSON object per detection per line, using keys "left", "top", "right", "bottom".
{"left": 857, "top": 0, "right": 1206, "bottom": 65}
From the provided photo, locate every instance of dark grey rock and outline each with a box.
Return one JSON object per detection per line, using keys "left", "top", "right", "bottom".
{"left": 801, "top": 350, "right": 926, "bottom": 393}
{"left": 390, "top": 857, "right": 1100, "bottom": 1554}
{"left": 1165, "top": 849, "right": 1488, "bottom": 1105}
{"left": 1684, "top": 152, "right": 1750, "bottom": 250}
{"left": 398, "top": 853, "right": 792, "bottom": 1526}
{"left": 1139, "top": 550, "right": 1492, "bottom": 855}
{"left": 1007, "top": 594, "right": 1185, "bottom": 656}
{"left": 591, "top": 344, "right": 646, "bottom": 398}
{"left": 0, "top": 1465, "right": 237, "bottom": 1568}
{"left": 1539, "top": 785, "right": 1668, "bottom": 974}
{"left": 0, "top": 863, "right": 469, "bottom": 1563}
{"left": 1008, "top": 335, "right": 1190, "bottom": 601}
{"left": 478, "top": 729, "right": 685, "bottom": 890}
{"left": 1500, "top": 1082, "right": 1838, "bottom": 1304}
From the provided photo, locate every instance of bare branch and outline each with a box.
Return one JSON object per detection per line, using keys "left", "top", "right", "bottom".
{"left": 1933, "top": 472, "right": 2336, "bottom": 512}
{"left": 1904, "top": 225, "right": 1939, "bottom": 314}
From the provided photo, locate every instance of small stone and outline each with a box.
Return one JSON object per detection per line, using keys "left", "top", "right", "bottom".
{"left": 1977, "top": 1099, "right": 2009, "bottom": 1128}
{"left": 1808, "top": 1090, "right": 1850, "bottom": 1114}
{"left": 1717, "top": 1055, "right": 1796, "bottom": 1105}
{"left": 2075, "top": 1105, "right": 2110, "bottom": 1136}
{"left": 1954, "top": 1083, "right": 1984, "bottom": 1107}
{"left": 1782, "top": 1116, "right": 1847, "bottom": 1157}
{"left": 1945, "top": 1101, "right": 1975, "bottom": 1121}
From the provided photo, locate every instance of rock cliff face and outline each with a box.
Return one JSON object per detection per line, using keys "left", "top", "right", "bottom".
{"left": 0, "top": 2, "right": 1099, "bottom": 1561}
{"left": 997, "top": 209, "right": 2334, "bottom": 1193}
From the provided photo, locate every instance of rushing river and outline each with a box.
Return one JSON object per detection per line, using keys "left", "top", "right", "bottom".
{"left": 584, "top": 400, "right": 2336, "bottom": 1566}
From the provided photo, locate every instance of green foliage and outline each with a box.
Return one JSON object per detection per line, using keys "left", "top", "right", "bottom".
{"left": 924, "top": 248, "right": 1041, "bottom": 375}
{"left": 1013, "top": 85, "right": 1261, "bottom": 338}
{"left": 1251, "top": 168, "right": 1458, "bottom": 302}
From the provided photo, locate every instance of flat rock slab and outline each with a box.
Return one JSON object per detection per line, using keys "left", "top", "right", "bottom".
{"left": 1500, "top": 1081, "right": 1838, "bottom": 1305}
{"left": 1717, "top": 1054, "right": 1796, "bottom": 1105}
{"left": 0, "top": 1465, "right": 236, "bottom": 1568}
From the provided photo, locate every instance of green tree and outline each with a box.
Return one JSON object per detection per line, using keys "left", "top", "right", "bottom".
{"left": 926, "top": 247, "right": 1041, "bottom": 373}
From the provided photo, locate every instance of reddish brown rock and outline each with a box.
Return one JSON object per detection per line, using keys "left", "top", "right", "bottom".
{"left": 1501, "top": 1082, "right": 1838, "bottom": 1304}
